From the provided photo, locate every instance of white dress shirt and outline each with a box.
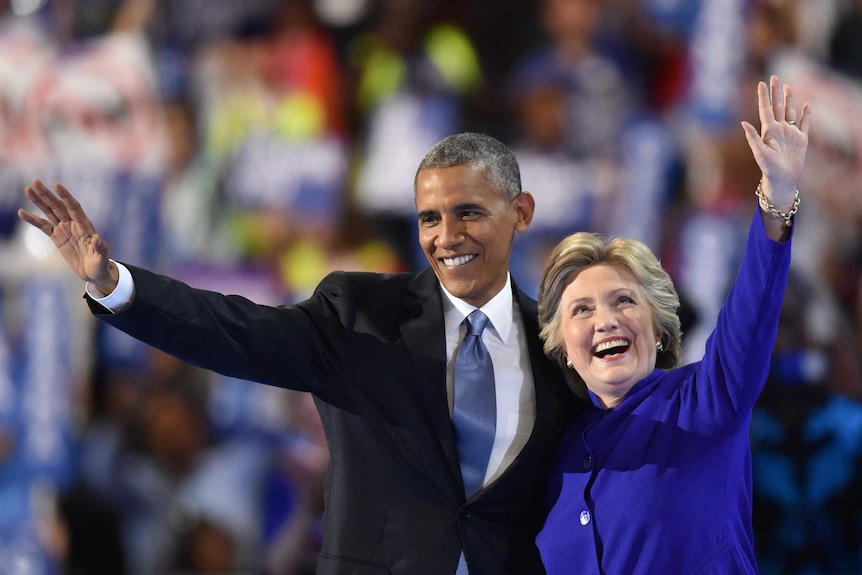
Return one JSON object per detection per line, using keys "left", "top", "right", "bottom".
{"left": 440, "top": 275, "right": 536, "bottom": 489}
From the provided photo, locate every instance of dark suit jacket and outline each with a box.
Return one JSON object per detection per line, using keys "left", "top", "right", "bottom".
{"left": 90, "top": 265, "right": 583, "bottom": 575}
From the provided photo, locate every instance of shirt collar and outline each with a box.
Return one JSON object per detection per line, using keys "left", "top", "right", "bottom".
{"left": 440, "top": 275, "right": 514, "bottom": 342}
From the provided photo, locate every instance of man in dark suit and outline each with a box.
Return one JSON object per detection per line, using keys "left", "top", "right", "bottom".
{"left": 19, "top": 133, "right": 584, "bottom": 575}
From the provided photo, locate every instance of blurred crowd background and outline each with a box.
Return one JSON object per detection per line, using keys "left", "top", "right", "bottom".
{"left": 0, "top": 0, "right": 861, "bottom": 573}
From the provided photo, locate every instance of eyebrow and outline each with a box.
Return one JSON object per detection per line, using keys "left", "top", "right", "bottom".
{"left": 417, "top": 203, "right": 486, "bottom": 220}
{"left": 569, "top": 287, "right": 637, "bottom": 304}
{"left": 453, "top": 202, "right": 485, "bottom": 211}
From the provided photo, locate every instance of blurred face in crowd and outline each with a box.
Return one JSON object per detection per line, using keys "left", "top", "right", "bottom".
{"left": 541, "top": 0, "right": 602, "bottom": 46}
{"left": 416, "top": 164, "right": 534, "bottom": 307}
{"left": 143, "top": 387, "right": 206, "bottom": 475}
{"left": 520, "top": 84, "right": 567, "bottom": 149}
{"left": 559, "top": 263, "right": 659, "bottom": 408}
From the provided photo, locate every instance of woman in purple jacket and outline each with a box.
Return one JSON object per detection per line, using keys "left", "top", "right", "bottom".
{"left": 534, "top": 75, "right": 810, "bottom": 574}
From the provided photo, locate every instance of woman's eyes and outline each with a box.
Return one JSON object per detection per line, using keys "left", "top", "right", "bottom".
{"left": 572, "top": 296, "right": 635, "bottom": 316}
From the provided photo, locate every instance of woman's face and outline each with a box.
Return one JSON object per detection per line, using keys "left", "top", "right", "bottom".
{"left": 559, "top": 263, "right": 659, "bottom": 408}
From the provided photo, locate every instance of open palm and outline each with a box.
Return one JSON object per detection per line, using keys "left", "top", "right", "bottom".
{"left": 741, "top": 75, "right": 810, "bottom": 205}
{"left": 18, "top": 179, "right": 114, "bottom": 289}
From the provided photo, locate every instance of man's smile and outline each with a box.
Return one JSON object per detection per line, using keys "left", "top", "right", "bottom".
{"left": 441, "top": 254, "right": 478, "bottom": 267}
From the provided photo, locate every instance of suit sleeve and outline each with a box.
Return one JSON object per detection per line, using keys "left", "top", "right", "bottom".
{"left": 89, "top": 264, "right": 349, "bottom": 392}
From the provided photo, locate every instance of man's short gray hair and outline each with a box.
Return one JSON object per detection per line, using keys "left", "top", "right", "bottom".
{"left": 415, "top": 133, "right": 522, "bottom": 202}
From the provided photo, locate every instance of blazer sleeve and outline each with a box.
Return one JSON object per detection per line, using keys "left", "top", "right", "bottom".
{"left": 89, "top": 264, "right": 351, "bottom": 393}
{"left": 687, "top": 210, "right": 793, "bottom": 430}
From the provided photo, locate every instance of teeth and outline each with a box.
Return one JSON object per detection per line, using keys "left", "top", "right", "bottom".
{"left": 442, "top": 254, "right": 476, "bottom": 267}
{"left": 594, "top": 339, "right": 629, "bottom": 353}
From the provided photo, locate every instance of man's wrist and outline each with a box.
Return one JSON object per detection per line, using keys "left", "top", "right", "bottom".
{"left": 92, "top": 261, "right": 120, "bottom": 296}
{"left": 86, "top": 261, "right": 135, "bottom": 313}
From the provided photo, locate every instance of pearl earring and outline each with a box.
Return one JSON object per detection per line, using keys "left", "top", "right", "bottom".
{"left": 656, "top": 340, "right": 663, "bottom": 352}
{"left": 565, "top": 358, "right": 573, "bottom": 369}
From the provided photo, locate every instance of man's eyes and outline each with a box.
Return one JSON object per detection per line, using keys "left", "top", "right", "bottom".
{"left": 419, "top": 212, "right": 482, "bottom": 225}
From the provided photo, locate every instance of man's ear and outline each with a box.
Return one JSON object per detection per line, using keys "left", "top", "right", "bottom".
{"left": 514, "top": 191, "right": 535, "bottom": 233}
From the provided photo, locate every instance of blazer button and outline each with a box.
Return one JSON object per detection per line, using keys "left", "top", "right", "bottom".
{"left": 579, "top": 510, "right": 591, "bottom": 526}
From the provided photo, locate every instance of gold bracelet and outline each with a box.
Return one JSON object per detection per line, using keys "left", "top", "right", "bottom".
{"left": 754, "top": 179, "right": 800, "bottom": 228}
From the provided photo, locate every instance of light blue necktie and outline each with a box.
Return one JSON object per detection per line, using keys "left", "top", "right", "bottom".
{"left": 453, "top": 310, "right": 496, "bottom": 575}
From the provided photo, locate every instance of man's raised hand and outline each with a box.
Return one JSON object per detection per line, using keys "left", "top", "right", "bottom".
{"left": 18, "top": 180, "right": 118, "bottom": 294}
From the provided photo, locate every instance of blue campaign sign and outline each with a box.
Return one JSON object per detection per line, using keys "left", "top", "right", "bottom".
{"left": 96, "top": 170, "right": 164, "bottom": 370}
{"left": 354, "top": 92, "right": 460, "bottom": 216}
{"left": 170, "top": 262, "right": 293, "bottom": 442}
{"left": 687, "top": 0, "right": 747, "bottom": 128}
{"left": 108, "top": 171, "right": 163, "bottom": 270}
{"left": 0, "top": 515, "right": 58, "bottom": 575}
{"left": 0, "top": 285, "right": 66, "bottom": 575}
{"left": 224, "top": 134, "right": 348, "bottom": 224}
{"left": 0, "top": 316, "right": 14, "bottom": 433}
{"left": 208, "top": 373, "right": 292, "bottom": 442}
{"left": 20, "top": 278, "right": 76, "bottom": 488}
{"left": 639, "top": 0, "right": 702, "bottom": 36}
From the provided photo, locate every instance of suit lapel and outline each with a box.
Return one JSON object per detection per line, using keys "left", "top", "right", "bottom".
{"left": 399, "top": 268, "right": 463, "bottom": 492}
{"left": 513, "top": 281, "right": 569, "bottom": 462}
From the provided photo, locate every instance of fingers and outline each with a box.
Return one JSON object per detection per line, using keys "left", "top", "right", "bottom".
{"left": 24, "top": 179, "right": 94, "bottom": 233}
{"left": 798, "top": 102, "right": 810, "bottom": 136}
{"left": 740, "top": 120, "right": 767, "bottom": 163}
{"left": 741, "top": 120, "right": 760, "bottom": 147}
{"left": 756, "top": 75, "right": 810, "bottom": 136}
{"left": 784, "top": 84, "right": 796, "bottom": 124}
{"left": 770, "top": 75, "right": 785, "bottom": 123}
{"left": 17, "top": 207, "right": 55, "bottom": 236}
{"left": 25, "top": 179, "right": 67, "bottom": 226}
{"left": 756, "top": 80, "right": 772, "bottom": 135}
{"left": 21, "top": 179, "right": 59, "bottom": 235}
{"left": 783, "top": 83, "right": 812, "bottom": 136}
{"left": 54, "top": 182, "right": 92, "bottom": 229}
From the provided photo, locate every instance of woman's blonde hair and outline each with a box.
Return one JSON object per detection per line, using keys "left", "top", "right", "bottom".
{"left": 537, "top": 232, "right": 682, "bottom": 396}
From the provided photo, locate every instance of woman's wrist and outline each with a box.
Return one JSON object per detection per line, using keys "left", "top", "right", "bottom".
{"left": 755, "top": 178, "right": 799, "bottom": 228}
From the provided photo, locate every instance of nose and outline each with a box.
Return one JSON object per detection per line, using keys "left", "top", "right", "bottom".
{"left": 594, "top": 305, "right": 619, "bottom": 331}
{"left": 435, "top": 217, "right": 464, "bottom": 249}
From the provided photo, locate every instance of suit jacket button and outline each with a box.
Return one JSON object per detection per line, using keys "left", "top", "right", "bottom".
{"left": 579, "top": 510, "right": 591, "bottom": 526}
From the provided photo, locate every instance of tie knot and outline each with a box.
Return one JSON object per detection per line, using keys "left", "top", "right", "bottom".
{"left": 465, "top": 310, "right": 490, "bottom": 337}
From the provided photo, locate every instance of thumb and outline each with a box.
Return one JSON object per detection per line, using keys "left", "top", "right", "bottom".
{"left": 741, "top": 121, "right": 766, "bottom": 156}
{"left": 740, "top": 120, "right": 760, "bottom": 142}
{"left": 92, "top": 234, "right": 109, "bottom": 258}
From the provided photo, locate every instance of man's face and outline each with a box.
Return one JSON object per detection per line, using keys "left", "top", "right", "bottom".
{"left": 415, "top": 164, "right": 534, "bottom": 308}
